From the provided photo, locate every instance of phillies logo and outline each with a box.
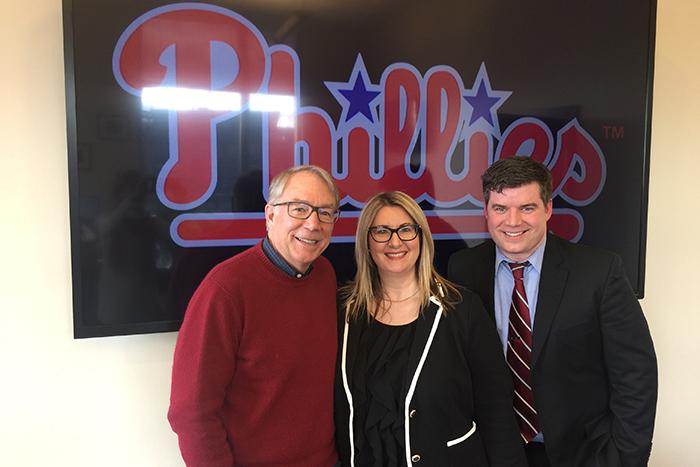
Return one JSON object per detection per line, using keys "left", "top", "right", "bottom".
{"left": 113, "top": 3, "right": 606, "bottom": 247}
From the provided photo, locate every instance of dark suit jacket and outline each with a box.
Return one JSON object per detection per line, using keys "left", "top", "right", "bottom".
{"left": 335, "top": 293, "right": 527, "bottom": 467}
{"left": 447, "top": 234, "right": 657, "bottom": 467}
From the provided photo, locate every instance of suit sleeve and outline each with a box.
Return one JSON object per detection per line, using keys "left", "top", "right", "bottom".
{"left": 167, "top": 277, "right": 240, "bottom": 467}
{"left": 600, "top": 255, "right": 657, "bottom": 467}
{"left": 463, "top": 293, "right": 528, "bottom": 467}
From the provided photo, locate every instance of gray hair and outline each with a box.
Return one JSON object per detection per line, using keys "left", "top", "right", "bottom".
{"left": 268, "top": 165, "right": 340, "bottom": 207}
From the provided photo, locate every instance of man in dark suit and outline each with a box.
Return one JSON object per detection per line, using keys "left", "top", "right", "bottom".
{"left": 448, "top": 157, "right": 657, "bottom": 467}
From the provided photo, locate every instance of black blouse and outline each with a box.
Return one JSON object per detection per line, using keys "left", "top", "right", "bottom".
{"left": 352, "top": 319, "right": 417, "bottom": 467}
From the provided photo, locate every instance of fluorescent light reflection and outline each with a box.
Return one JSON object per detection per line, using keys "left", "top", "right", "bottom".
{"left": 141, "top": 87, "right": 296, "bottom": 127}
{"left": 276, "top": 115, "right": 295, "bottom": 128}
{"left": 142, "top": 87, "right": 241, "bottom": 111}
{"left": 249, "top": 93, "right": 295, "bottom": 114}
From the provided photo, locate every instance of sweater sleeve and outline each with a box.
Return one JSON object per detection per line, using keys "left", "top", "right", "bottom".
{"left": 168, "top": 275, "right": 241, "bottom": 467}
{"left": 463, "top": 292, "right": 528, "bottom": 467}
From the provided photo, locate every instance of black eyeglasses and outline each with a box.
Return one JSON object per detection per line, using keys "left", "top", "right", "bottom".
{"left": 272, "top": 201, "right": 340, "bottom": 224}
{"left": 368, "top": 224, "right": 421, "bottom": 243}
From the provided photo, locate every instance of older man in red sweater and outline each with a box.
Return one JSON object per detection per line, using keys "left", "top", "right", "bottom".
{"left": 168, "top": 165, "right": 340, "bottom": 467}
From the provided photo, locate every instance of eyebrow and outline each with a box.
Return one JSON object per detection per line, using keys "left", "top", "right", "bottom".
{"left": 286, "top": 198, "right": 337, "bottom": 209}
{"left": 489, "top": 203, "right": 539, "bottom": 209}
{"left": 371, "top": 223, "right": 414, "bottom": 228}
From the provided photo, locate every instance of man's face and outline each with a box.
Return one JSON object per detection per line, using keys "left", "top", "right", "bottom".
{"left": 264, "top": 171, "right": 337, "bottom": 272}
{"left": 484, "top": 182, "right": 552, "bottom": 262}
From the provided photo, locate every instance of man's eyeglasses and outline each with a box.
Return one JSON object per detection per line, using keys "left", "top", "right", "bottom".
{"left": 368, "top": 224, "right": 421, "bottom": 243}
{"left": 272, "top": 201, "right": 340, "bottom": 224}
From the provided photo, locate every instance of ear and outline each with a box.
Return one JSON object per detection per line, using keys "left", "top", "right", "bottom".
{"left": 545, "top": 199, "right": 553, "bottom": 221}
{"left": 264, "top": 203, "right": 275, "bottom": 229}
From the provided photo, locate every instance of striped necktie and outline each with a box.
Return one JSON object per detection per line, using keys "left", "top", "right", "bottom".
{"left": 507, "top": 262, "right": 541, "bottom": 442}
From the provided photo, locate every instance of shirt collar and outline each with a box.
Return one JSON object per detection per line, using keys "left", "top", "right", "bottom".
{"left": 495, "top": 234, "right": 547, "bottom": 274}
{"left": 262, "top": 236, "right": 313, "bottom": 279}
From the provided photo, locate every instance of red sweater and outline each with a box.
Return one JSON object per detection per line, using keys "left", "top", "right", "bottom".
{"left": 168, "top": 243, "right": 338, "bottom": 467}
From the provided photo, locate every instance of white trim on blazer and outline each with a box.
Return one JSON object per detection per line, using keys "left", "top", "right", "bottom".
{"left": 446, "top": 421, "right": 477, "bottom": 447}
{"left": 340, "top": 320, "right": 355, "bottom": 467}
{"left": 402, "top": 296, "right": 443, "bottom": 465}
{"left": 341, "top": 296, "right": 462, "bottom": 466}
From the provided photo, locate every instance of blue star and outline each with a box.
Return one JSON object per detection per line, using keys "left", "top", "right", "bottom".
{"left": 464, "top": 81, "right": 502, "bottom": 126}
{"left": 338, "top": 75, "right": 381, "bottom": 121}
{"left": 463, "top": 63, "right": 512, "bottom": 137}
{"left": 325, "top": 55, "right": 381, "bottom": 128}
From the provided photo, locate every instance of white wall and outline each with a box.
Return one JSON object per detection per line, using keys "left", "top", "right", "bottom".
{"left": 643, "top": 0, "right": 700, "bottom": 463}
{"left": 1, "top": 1, "right": 182, "bottom": 465}
{"left": 1, "top": 0, "right": 697, "bottom": 465}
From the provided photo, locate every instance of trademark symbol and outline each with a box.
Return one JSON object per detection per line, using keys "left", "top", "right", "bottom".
{"left": 602, "top": 125, "right": 624, "bottom": 140}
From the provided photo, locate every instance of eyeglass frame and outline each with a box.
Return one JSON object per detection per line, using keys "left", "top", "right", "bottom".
{"left": 271, "top": 201, "right": 341, "bottom": 224}
{"left": 368, "top": 223, "right": 421, "bottom": 243}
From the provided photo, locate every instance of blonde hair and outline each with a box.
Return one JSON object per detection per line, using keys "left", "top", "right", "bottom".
{"left": 340, "top": 191, "right": 461, "bottom": 322}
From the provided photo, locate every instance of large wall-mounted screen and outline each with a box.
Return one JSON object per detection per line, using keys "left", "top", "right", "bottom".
{"left": 64, "top": 0, "right": 656, "bottom": 337}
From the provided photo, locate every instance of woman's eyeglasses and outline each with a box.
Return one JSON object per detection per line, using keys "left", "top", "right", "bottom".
{"left": 368, "top": 224, "right": 421, "bottom": 243}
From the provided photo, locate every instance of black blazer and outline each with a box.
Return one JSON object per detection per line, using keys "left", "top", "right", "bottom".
{"left": 335, "top": 292, "right": 527, "bottom": 467}
{"left": 448, "top": 234, "right": 657, "bottom": 467}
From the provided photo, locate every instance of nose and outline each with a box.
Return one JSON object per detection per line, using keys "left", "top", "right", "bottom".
{"left": 387, "top": 231, "right": 403, "bottom": 247}
{"left": 505, "top": 208, "right": 521, "bottom": 226}
{"left": 303, "top": 210, "right": 322, "bottom": 230}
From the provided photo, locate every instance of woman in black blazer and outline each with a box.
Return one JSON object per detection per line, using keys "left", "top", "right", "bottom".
{"left": 336, "top": 191, "right": 526, "bottom": 467}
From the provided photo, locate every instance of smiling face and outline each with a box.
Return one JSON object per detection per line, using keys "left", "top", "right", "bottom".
{"left": 485, "top": 182, "right": 552, "bottom": 262}
{"left": 264, "top": 171, "right": 337, "bottom": 272}
{"left": 368, "top": 206, "right": 421, "bottom": 280}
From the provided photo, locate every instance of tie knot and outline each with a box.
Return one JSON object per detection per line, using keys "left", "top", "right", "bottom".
{"left": 508, "top": 262, "right": 528, "bottom": 280}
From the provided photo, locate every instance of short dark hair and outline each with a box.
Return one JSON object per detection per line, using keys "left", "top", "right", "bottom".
{"left": 481, "top": 156, "right": 552, "bottom": 206}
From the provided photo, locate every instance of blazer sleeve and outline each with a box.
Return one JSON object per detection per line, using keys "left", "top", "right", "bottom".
{"left": 461, "top": 292, "right": 527, "bottom": 467}
{"left": 599, "top": 255, "right": 657, "bottom": 466}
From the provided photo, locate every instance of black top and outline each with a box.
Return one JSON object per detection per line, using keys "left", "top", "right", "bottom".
{"left": 336, "top": 296, "right": 527, "bottom": 467}
{"left": 352, "top": 319, "right": 417, "bottom": 467}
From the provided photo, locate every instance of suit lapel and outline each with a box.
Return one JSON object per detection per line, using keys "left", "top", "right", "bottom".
{"left": 532, "top": 235, "right": 568, "bottom": 366}
{"left": 479, "top": 241, "right": 497, "bottom": 320}
{"left": 465, "top": 240, "right": 497, "bottom": 321}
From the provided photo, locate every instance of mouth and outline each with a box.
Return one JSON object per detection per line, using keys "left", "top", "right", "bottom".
{"left": 294, "top": 235, "right": 320, "bottom": 245}
{"left": 503, "top": 230, "right": 528, "bottom": 238}
{"left": 385, "top": 251, "right": 408, "bottom": 258}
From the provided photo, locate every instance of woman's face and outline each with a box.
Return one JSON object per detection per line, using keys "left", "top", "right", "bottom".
{"left": 368, "top": 206, "right": 421, "bottom": 280}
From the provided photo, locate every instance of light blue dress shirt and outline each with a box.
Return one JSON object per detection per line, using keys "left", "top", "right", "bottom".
{"left": 493, "top": 237, "right": 546, "bottom": 354}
